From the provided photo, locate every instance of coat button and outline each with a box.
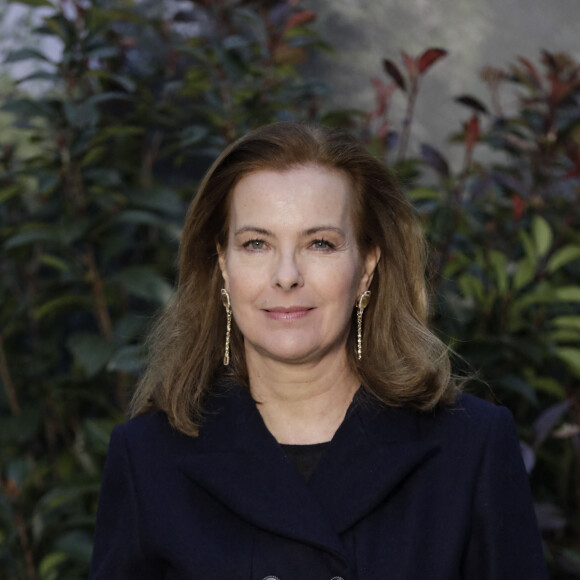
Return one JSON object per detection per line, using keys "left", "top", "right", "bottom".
{"left": 262, "top": 577, "right": 280, "bottom": 580}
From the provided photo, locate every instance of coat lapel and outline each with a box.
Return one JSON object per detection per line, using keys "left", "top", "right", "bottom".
{"left": 308, "top": 393, "right": 441, "bottom": 532}
{"left": 178, "top": 384, "right": 346, "bottom": 559}
{"left": 178, "top": 384, "right": 440, "bottom": 557}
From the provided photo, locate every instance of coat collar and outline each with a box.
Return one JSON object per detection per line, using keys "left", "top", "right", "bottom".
{"left": 178, "top": 383, "right": 440, "bottom": 561}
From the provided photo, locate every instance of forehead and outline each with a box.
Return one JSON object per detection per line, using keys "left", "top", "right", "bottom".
{"left": 228, "top": 165, "right": 355, "bottom": 230}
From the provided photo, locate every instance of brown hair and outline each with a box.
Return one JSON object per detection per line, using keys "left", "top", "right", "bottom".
{"left": 130, "top": 121, "right": 458, "bottom": 436}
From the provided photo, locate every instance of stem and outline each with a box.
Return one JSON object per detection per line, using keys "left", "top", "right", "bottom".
{"left": 13, "top": 503, "right": 37, "bottom": 580}
{"left": 141, "top": 130, "right": 163, "bottom": 189}
{"left": 455, "top": 143, "right": 475, "bottom": 202}
{"left": 85, "top": 250, "right": 113, "bottom": 340}
{"left": 0, "top": 333, "right": 20, "bottom": 415}
{"left": 429, "top": 203, "right": 462, "bottom": 294}
{"left": 397, "top": 80, "right": 419, "bottom": 162}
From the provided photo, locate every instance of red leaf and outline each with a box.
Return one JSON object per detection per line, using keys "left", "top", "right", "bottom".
{"left": 563, "top": 169, "right": 580, "bottom": 179}
{"left": 285, "top": 10, "right": 316, "bottom": 30}
{"left": 401, "top": 51, "right": 417, "bottom": 79}
{"left": 382, "top": 59, "right": 406, "bottom": 92}
{"left": 377, "top": 120, "right": 390, "bottom": 140}
{"left": 541, "top": 50, "right": 558, "bottom": 74}
{"left": 512, "top": 195, "right": 526, "bottom": 220}
{"left": 454, "top": 94, "right": 488, "bottom": 115}
{"left": 549, "top": 77, "right": 574, "bottom": 106}
{"left": 420, "top": 143, "right": 450, "bottom": 177}
{"left": 370, "top": 77, "right": 394, "bottom": 118}
{"left": 517, "top": 56, "right": 542, "bottom": 89}
{"left": 465, "top": 114, "right": 480, "bottom": 154}
{"left": 418, "top": 48, "right": 447, "bottom": 75}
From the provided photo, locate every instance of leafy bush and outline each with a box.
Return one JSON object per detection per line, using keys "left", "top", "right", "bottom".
{"left": 365, "top": 48, "right": 580, "bottom": 578}
{"left": 1, "top": 2, "right": 579, "bottom": 578}
{"left": 0, "top": 1, "right": 323, "bottom": 577}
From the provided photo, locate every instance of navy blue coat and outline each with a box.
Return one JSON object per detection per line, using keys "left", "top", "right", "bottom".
{"left": 90, "top": 385, "right": 547, "bottom": 579}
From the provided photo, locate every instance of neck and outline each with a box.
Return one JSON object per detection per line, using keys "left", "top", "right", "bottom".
{"left": 246, "top": 348, "right": 359, "bottom": 444}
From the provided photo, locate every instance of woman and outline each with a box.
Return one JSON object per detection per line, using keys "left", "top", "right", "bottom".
{"left": 90, "top": 122, "right": 547, "bottom": 579}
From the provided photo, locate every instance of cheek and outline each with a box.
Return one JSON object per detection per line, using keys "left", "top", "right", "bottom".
{"left": 313, "top": 259, "right": 363, "bottom": 304}
{"left": 226, "top": 261, "right": 264, "bottom": 306}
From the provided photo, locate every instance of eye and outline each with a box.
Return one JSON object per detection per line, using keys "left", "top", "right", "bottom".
{"left": 242, "top": 239, "right": 266, "bottom": 250}
{"left": 311, "top": 239, "right": 335, "bottom": 250}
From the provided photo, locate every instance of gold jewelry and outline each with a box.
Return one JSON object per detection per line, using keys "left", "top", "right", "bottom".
{"left": 221, "top": 289, "right": 232, "bottom": 366}
{"left": 356, "top": 290, "right": 371, "bottom": 360}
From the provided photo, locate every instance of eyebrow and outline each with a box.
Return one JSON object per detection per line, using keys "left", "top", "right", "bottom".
{"left": 234, "top": 226, "right": 272, "bottom": 236}
{"left": 234, "top": 226, "right": 346, "bottom": 237}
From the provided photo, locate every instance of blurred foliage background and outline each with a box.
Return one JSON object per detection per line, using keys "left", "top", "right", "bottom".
{"left": 0, "top": 1, "right": 578, "bottom": 578}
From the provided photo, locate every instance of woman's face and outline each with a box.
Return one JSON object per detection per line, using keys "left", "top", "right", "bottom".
{"left": 218, "top": 165, "right": 379, "bottom": 367}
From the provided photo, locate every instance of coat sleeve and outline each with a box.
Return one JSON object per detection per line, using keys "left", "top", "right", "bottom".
{"left": 89, "top": 425, "right": 164, "bottom": 580}
{"left": 462, "top": 405, "right": 548, "bottom": 579}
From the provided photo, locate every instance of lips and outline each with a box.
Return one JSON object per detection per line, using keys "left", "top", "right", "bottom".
{"left": 264, "top": 306, "right": 314, "bottom": 321}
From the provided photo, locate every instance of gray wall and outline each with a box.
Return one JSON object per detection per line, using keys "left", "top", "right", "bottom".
{"left": 306, "top": 0, "right": 580, "bottom": 158}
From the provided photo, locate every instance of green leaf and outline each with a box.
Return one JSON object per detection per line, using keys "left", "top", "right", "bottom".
{"left": 4, "top": 47, "right": 52, "bottom": 63}
{"left": 4, "top": 227, "right": 60, "bottom": 249}
{"left": 552, "top": 316, "right": 580, "bottom": 330}
{"left": 12, "top": 0, "right": 54, "bottom": 6}
{"left": 549, "top": 329, "right": 580, "bottom": 343}
{"left": 495, "top": 374, "right": 539, "bottom": 406}
{"left": 547, "top": 245, "right": 580, "bottom": 273}
{"left": 114, "top": 312, "right": 148, "bottom": 345}
{"left": 16, "top": 71, "right": 60, "bottom": 84}
{"left": 520, "top": 229, "right": 536, "bottom": 262}
{"left": 88, "top": 70, "right": 136, "bottom": 92}
{"left": 90, "top": 125, "right": 144, "bottom": 143}
{"left": 63, "top": 101, "right": 99, "bottom": 129}
{"left": 83, "top": 419, "right": 116, "bottom": 452}
{"left": 555, "top": 287, "right": 580, "bottom": 302}
{"left": 6, "top": 457, "right": 31, "bottom": 488}
{"left": 0, "top": 407, "right": 42, "bottom": 443}
{"left": 104, "top": 209, "right": 182, "bottom": 240}
{"left": 125, "top": 187, "right": 183, "bottom": 215}
{"left": 33, "top": 295, "right": 92, "bottom": 321}
{"left": 86, "top": 45, "right": 120, "bottom": 60}
{"left": 107, "top": 344, "right": 145, "bottom": 373}
{"left": 458, "top": 272, "right": 484, "bottom": 303}
{"left": 488, "top": 250, "right": 508, "bottom": 296}
{"left": 529, "top": 376, "right": 566, "bottom": 399}
{"left": 35, "top": 484, "right": 99, "bottom": 517}
{"left": 0, "top": 184, "right": 22, "bottom": 204}
{"left": 86, "top": 92, "right": 134, "bottom": 106}
{"left": 179, "top": 125, "right": 209, "bottom": 147}
{"left": 39, "top": 552, "right": 67, "bottom": 579}
{"left": 532, "top": 215, "right": 552, "bottom": 257}
{"left": 66, "top": 333, "right": 114, "bottom": 377}
{"left": 1, "top": 97, "right": 55, "bottom": 119}
{"left": 407, "top": 187, "right": 441, "bottom": 201}
{"left": 53, "top": 530, "right": 93, "bottom": 563}
{"left": 512, "top": 255, "right": 535, "bottom": 290}
{"left": 554, "top": 347, "right": 580, "bottom": 377}
{"left": 38, "top": 253, "right": 70, "bottom": 273}
{"left": 113, "top": 266, "right": 173, "bottom": 303}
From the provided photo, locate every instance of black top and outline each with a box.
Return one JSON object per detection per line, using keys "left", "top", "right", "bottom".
{"left": 280, "top": 441, "right": 330, "bottom": 480}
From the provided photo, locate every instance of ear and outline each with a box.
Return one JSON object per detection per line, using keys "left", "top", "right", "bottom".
{"left": 217, "top": 244, "right": 230, "bottom": 291}
{"left": 358, "top": 246, "right": 381, "bottom": 295}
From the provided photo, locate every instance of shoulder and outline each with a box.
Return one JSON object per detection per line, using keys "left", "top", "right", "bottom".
{"left": 431, "top": 391, "right": 513, "bottom": 429}
{"left": 110, "top": 411, "right": 197, "bottom": 461}
{"left": 420, "top": 392, "right": 521, "bottom": 461}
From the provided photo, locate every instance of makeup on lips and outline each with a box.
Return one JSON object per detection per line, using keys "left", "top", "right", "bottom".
{"left": 264, "top": 306, "right": 314, "bottom": 321}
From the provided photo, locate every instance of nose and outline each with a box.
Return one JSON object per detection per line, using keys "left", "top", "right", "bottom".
{"left": 271, "top": 250, "right": 304, "bottom": 290}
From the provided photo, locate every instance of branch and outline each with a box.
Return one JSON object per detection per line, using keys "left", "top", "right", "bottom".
{"left": 0, "top": 333, "right": 20, "bottom": 415}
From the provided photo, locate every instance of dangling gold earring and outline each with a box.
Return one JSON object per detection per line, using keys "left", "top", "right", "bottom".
{"left": 221, "top": 289, "right": 232, "bottom": 366}
{"left": 356, "top": 290, "right": 371, "bottom": 360}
